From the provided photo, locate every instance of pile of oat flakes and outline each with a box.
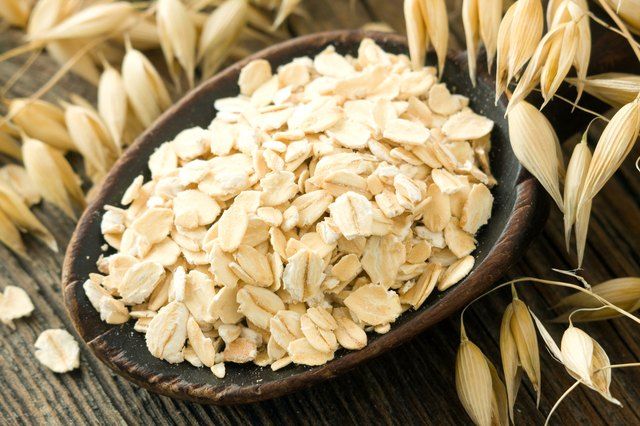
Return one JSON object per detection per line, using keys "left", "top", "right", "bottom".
{"left": 85, "top": 39, "right": 496, "bottom": 377}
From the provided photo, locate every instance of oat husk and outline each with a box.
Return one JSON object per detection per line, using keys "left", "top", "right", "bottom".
{"left": 0, "top": 131, "right": 22, "bottom": 160}
{"left": 554, "top": 277, "right": 640, "bottom": 322}
{"left": 157, "top": 0, "right": 197, "bottom": 88}
{"left": 420, "top": 0, "right": 449, "bottom": 76}
{"left": 22, "top": 137, "right": 85, "bottom": 219}
{"left": 404, "top": 0, "right": 427, "bottom": 70}
{"left": 507, "top": 100, "right": 564, "bottom": 210}
{"left": 273, "top": 0, "right": 301, "bottom": 29}
{"left": 567, "top": 73, "right": 640, "bottom": 108}
{"left": 8, "top": 98, "right": 75, "bottom": 152}
{"left": 563, "top": 135, "right": 591, "bottom": 253}
{"left": 98, "top": 64, "right": 127, "bottom": 151}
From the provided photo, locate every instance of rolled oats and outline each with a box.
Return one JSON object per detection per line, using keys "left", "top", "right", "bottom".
{"left": 86, "top": 39, "right": 495, "bottom": 374}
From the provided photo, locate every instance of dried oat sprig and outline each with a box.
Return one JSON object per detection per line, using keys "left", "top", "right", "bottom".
{"left": 22, "top": 137, "right": 85, "bottom": 219}
{"left": 507, "top": 100, "right": 564, "bottom": 211}
{"left": 566, "top": 73, "right": 640, "bottom": 108}
{"left": 157, "top": 0, "right": 197, "bottom": 89}
{"left": 554, "top": 277, "right": 640, "bottom": 322}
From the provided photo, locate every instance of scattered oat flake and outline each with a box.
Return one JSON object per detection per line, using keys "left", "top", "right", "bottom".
{"left": 34, "top": 329, "right": 80, "bottom": 373}
{"left": 0, "top": 286, "right": 34, "bottom": 328}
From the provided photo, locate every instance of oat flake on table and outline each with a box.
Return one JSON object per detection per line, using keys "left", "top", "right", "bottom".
{"left": 86, "top": 39, "right": 495, "bottom": 376}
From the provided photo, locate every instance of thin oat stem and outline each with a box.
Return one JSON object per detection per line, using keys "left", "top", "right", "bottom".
{"left": 1, "top": 49, "right": 41, "bottom": 97}
{"left": 587, "top": 12, "right": 640, "bottom": 50}
{"left": 596, "top": 0, "right": 640, "bottom": 62}
{"left": 606, "top": 363, "right": 640, "bottom": 369}
{"left": 544, "top": 380, "right": 581, "bottom": 426}
{"left": 568, "top": 305, "right": 610, "bottom": 322}
{"left": 0, "top": 41, "right": 43, "bottom": 64}
{"left": 460, "top": 277, "right": 640, "bottom": 326}
{"left": 530, "top": 88, "right": 610, "bottom": 122}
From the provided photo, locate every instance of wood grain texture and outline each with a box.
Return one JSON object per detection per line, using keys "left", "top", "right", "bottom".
{"left": 1, "top": 1, "right": 639, "bottom": 424}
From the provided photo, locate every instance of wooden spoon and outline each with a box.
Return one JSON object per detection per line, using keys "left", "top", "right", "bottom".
{"left": 63, "top": 30, "right": 551, "bottom": 404}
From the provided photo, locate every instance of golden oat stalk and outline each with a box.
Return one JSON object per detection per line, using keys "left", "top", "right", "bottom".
{"left": 554, "top": 277, "right": 640, "bottom": 322}
{"left": 22, "top": 137, "right": 85, "bottom": 219}
{"left": 507, "top": 100, "right": 565, "bottom": 210}
{"left": 157, "top": 0, "right": 197, "bottom": 88}
{"left": 566, "top": 73, "right": 640, "bottom": 108}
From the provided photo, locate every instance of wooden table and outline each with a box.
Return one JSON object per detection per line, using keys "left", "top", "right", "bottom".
{"left": 1, "top": 1, "right": 638, "bottom": 424}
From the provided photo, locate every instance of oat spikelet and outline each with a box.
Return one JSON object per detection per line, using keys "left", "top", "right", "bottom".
{"left": 0, "top": 208, "right": 26, "bottom": 257}
{"left": 26, "top": 0, "right": 72, "bottom": 36}
{"left": 420, "top": 0, "right": 449, "bottom": 76}
{"left": 28, "top": 2, "right": 135, "bottom": 41}
{"left": 456, "top": 324, "right": 507, "bottom": 426}
{"left": 494, "top": 4, "right": 516, "bottom": 102}
{"left": 0, "top": 131, "right": 22, "bottom": 160}
{"left": 404, "top": 0, "right": 427, "bottom": 70}
{"left": 562, "top": 134, "right": 591, "bottom": 253}
{"left": 555, "top": 277, "right": 640, "bottom": 322}
{"left": 507, "top": 101, "right": 564, "bottom": 210}
{"left": 567, "top": 73, "right": 640, "bottom": 108}
{"left": 65, "top": 104, "right": 117, "bottom": 183}
{"left": 0, "top": 164, "right": 41, "bottom": 206}
{"left": 560, "top": 325, "right": 620, "bottom": 404}
{"left": 510, "top": 291, "right": 541, "bottom": 405}
{"left": 478, "top": 0, "right": 502, "bottom": 70}
{"left": 197, "top": 0, "right": 248, "bottom": 78}
{"left": 157, "top": 0, "right": 197, "bottom": 88}
{"left": 603, "top": 0, "right": 639, "bottom": 34}
{"left": 506, "top": 0, "right": 543, "bottom": 84}
{"left": 577, "top": 97, "right": 640, "bottom": 249}
{"left": 549, "top": 0, "right": 590, "bottom": 103}
{"left": 462, "top": 0, "right": 480, "bottom": 85}
{"left": 0, "top": 0, "right": 32, "bottom": 27}
{"left": 8, "top": 98, "right": 75, "bottom": 152}
{"left": 22, "top": 137, "right": 84, "bottom": 219}
{"left": 0, "top": 180, "right": 57, "bottom": 252}
{"left": 122, "top": 44, "right": 173, "bottom": 127}
{"left": 273, "top": 0, "right": 301, "bottom": 29}
{"left": 98, "top": 63, "right": 127, "bottom": 151}
{"left": 499, "top": 304, "right": 520, "bottom": 421}
{"left": 119, "top": 14, "right": 161, "bottom": 50}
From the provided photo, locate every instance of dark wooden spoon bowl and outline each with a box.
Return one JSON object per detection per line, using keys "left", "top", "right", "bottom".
{"left": 62, "top": 30, "right": 548, "bottom": 405}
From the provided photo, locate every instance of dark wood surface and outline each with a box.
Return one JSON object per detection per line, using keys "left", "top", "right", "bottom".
{"left": 1, "top": 0, "right": 639, "bottom": 424}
